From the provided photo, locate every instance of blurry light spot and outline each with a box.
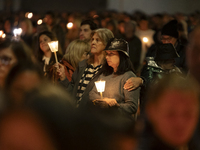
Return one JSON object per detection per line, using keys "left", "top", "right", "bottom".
{"left": 143, "top": 37, "right": 148, "bottom": 43}
{"left": 93, "top": 15, "right": 99, "bottom": 19}
{"left": 2, "top": 33, "right": 6, "bottom": 38}
{"left": 28, "top": 12, "right": 33, "bottom": 19}
{"left": 37, "top": 19, "right": 43, "bottom": 25}
{"left": 13, "top": 28, "right": 22, "bottom": 36}
{"left": 67, "top": 22, "right": 73, "bottom": 29}
{"left": 0, "top": 30, "right": 3, "bottom": 37}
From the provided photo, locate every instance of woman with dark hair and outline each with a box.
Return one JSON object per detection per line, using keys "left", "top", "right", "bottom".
{"left": 89, "top": 38, "right": 140, "bottom": 116}
{"left": 0, "top": 39, "right": 33, "bottom": 88}
{"left": 36, "top": 31, "right": 62, "bottom": 79}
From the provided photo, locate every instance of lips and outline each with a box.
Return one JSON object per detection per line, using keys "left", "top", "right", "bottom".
{"left": 80, "top": 36, "right": 85, "bottom": 40}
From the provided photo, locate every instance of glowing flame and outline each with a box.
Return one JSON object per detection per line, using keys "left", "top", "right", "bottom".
{"left": 48, "top": 41, "right": 58, "bottom": 52}
{"left": 37, "top": 19, "right": 43, "bottom": 25}
{"left": 2, "top": 33, "right": 6, "bottom": 38}
{"left": 95, "top": 80, "right": 106, "bottom": 93}
{"left": 0, "top": 30, "right": 3, "bottom": 37}
{"left": 67, "top": 22, "right": 73, "bottom": 29}
{"left": 28, "top": 12, "right": 33, "bottom": 19}
{"left": 13, "top": 28, "right": 22, "bottom": 36}
{"left": 25, "top": 12, "right": 33, "bottom": 19}
{"left": 143, "top": 37, "right": 148, "bottom": 43}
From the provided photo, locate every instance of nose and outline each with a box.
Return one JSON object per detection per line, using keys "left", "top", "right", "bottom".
{"left": 91, "top": 39, "right": 96, "bottom": 45}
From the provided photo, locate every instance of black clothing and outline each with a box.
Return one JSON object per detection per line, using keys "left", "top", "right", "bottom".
{"left": 146, "top": 42, "right": 188, "bottom": 73}
{"left": 122, "top": 35, "right": 142, "bottom": 72}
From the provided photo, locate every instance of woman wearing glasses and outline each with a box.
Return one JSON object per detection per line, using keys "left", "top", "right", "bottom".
{"left": 89, "top": 38, "right": 140, "bottom": 116}
{"left": 0, "top": 39, "right": 33, "bottom": 88}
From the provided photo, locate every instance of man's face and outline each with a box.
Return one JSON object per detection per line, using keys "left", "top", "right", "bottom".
{"left": 79, "top": 24, "right": 92, "bottom": 41}
{"left": 44, "top": 15, "right": 53, "bottom": 26}
{"left": 161, "top": 35, "right": 177, "bottom": 45}
{"left": 147, "top": 89, "right": 199, "bottom": 147}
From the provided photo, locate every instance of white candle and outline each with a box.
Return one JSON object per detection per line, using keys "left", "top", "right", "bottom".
{"left": 143, "top": 37, "right": 148, "bottom": 43}
{"left": 67, "top": 22, "right": 73, "bottom": 29}
{"left": 48, "top": 41, "right": 58, "bottom": 52}
{"left": 48, "top": 41, "right": 59, "bottom": 64}
{"left": 37, "top": 19, "right": 43, "bottom": 25}
{"left": 95, "top": 80, "right": 106, "bottom": 99}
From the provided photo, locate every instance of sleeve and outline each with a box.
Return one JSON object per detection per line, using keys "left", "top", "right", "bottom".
{"left": 59, "top": 67, "right": 78, "bottom": 93}
{"left": 118, "top": 72, "right": 140, "bottom": 115}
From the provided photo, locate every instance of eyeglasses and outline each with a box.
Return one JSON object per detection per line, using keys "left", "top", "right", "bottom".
{"left": 160, "top": 37, "right": 173, "bottom": 42}
{"left": 105, "top": 52, "right": 118, "bottom": 57}
{"left": 0, "top": 56, "right": 12, "bottom": 65}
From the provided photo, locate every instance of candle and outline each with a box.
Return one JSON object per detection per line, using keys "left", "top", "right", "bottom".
{"left": 25, "top": 12, "right": 33, "bottom": 19}
{"left": 48, "top": 41, "right": 59, "bottom": 64}
{"left": 95, "top": 80, "right": 106, "bottom": 99}
{"left": 143, "top": 37, "right": 148, "bottom": 43}
{"left": 0, "top": 30, "right": 3, "bottom": 37}
{"left": 37, "top": 19, "right": 43, "bottom": 25}
{"left": 13, "top": 28, "right": 22, "bottom": 40}
{"left": 67, "top": 22, "right": 73, "bottom": 29}
{"left": 2, "top": 33, "right": 6, "bottom": 39}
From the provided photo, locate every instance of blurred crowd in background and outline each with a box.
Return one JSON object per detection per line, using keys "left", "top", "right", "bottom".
{"left": 0, "top": 8, "right": 200, "bottom": 150}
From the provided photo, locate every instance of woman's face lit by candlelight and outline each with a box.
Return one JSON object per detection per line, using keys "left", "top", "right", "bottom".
{"left": 105, "top": 50, "right": 120, "bottom": 72}
{"left": 39, "top": 34, "right": 51, "bottom": 54}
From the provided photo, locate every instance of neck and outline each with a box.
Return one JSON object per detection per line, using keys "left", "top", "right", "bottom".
{"left": 93, "top": 53, "right": 104, "bottom": 67}
{"left": 44, "top": 50, "right": 52, "bottom": 58}
{"left": 113, "top": 68, "right": 117, "bottom": 73}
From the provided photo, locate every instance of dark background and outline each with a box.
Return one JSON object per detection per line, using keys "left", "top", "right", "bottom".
{"left": 15, "top": 0, "right": 107, "bottom": 13}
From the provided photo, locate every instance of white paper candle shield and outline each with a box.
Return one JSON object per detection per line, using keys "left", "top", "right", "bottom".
{"left": 95, "top": 81, "right": 105, "bottom": 92}
{"left": 48, "top": 41, "right": 58, "bottom": 52}
{"left": 13, "top": 28, "right": 22, "bottom": 37}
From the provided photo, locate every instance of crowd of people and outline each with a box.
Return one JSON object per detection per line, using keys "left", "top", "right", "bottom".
{"left": 0, "top": 9, "right": 200, "bottom": 150}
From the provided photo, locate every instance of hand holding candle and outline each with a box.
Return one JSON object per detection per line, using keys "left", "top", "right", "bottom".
{"left": 95, "top": 80, "right": 105, "bottom": 99}
{"left": 48, "top": 41, "right": 59, "bottom": 64}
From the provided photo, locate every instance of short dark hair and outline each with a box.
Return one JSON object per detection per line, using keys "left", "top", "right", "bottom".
{"left": 81, "top": 19, "right": 98, "bottom": 30}
{"left": 45, "top": 11, "right": 55, "bottom": 19}
{"left": 102, "top": 51, "right": 135, "bottom": 76}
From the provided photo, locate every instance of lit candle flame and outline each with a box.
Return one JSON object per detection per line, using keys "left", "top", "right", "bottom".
{"left": 143, "top": 37, "right": 148, "bottom": 43}
{"left": 25, "top": 12, "right": 33, "bottom": 19}
{"left": 2, "top": 33, "right": 6, "bottom": 38}
{"left": 28, "top": 12, "right": 33, "bottom": 19}
{"left": 95, "top": 80, "right": 105, "bottom": 99}
{"left": 95, "top": 80, "right": 105, "bottom": 92}
{"left": 48, "top": 41, "right": 58, "bottom": 52}
{"left": 13, "top": 28, "right": 22, "bottom": 37}
{"left": 0, "top": 30, "right": 3, "bottom": 37}
{"left": 67, "top": 22, "right": 73, "bottom": 29}
{"left": 37, "top": 19, "right": 43, "bottom": 25}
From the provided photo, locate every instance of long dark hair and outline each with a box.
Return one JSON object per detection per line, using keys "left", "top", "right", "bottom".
{"left": 102, "top": 51, "right": 135, "bottom": 76}
{"left": 36, "top": 31, "right": 55, "bottom": 60}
